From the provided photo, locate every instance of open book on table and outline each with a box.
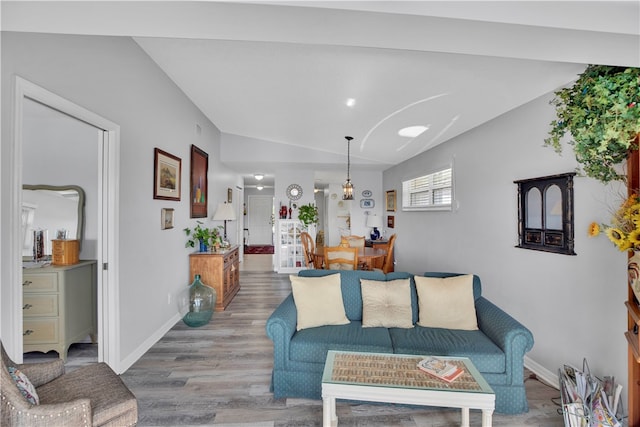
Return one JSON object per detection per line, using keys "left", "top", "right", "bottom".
{"left": 417, "top": 357, "right": 464, "bottom": 383}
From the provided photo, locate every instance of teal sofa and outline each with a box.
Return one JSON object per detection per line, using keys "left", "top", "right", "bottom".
{"left": 266, "top": 270, "right": 534, "bottom": 414}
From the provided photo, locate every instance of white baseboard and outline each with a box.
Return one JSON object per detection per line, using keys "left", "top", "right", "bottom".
{"left": 524, "top": 355, "right": 559, "bottom": 389}
{"left": 119, "top": 313, "right": 181, "bottom": 373}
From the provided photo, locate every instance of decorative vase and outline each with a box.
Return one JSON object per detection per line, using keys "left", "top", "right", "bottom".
{"left": 182, "top": 274, "right": 216, "bottom": 327}
{"left": 199, "top": 240, "right": 208, "bottom": 253}
{"left": 628, "top": 251, "right": 640, "bottom": 304}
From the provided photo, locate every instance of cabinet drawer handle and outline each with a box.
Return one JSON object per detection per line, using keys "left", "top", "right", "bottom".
{"left": 23, "top": 280, "right": 32, "bottom": 287}
{"left": 23, "top": 303, "right": 33, "bottom": 310}
{"left": 23, "top": 330, "right": 34, "bottom": 336}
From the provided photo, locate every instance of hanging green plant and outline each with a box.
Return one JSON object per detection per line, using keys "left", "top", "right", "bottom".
{"left": 297, "top": 203, "right": 319, "bottom": 228}
{"left": 545, "top": 65, "right": 640, "bottom": 183}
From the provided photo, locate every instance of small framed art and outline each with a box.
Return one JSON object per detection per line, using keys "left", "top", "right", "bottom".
{"left": 190, "top": 145, "right": 209, "bottom": 218}
{"left": 161, "top": 208, "right": 174, "bottom": 230}
{"left": 360, "top": 199, "right": 374, "bottom": 209}
{"left": 153, "top": 148, "right": 181, "bottom": 201}
{"left": 227, "top": 188, "right": 233, "bottom": 203}
{"left": 387, "top": 215, "right": 395, "bottom": 228}
{"left": 386, "top": 190, "right": 397, "bottom": 212}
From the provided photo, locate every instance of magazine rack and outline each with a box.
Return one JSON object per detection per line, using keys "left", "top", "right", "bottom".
{"left": 559, "top": 359, "right": 621, "bottom": 427}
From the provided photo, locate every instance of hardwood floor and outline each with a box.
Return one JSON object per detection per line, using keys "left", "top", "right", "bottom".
{"left": 27, "top": 255, "right": 565, "bottom": 426}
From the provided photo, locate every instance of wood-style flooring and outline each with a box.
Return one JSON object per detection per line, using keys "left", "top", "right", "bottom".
{"left": 27, "top": 255, "right": 566, "bottom": 426}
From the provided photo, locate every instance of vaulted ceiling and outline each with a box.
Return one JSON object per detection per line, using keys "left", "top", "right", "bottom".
{"left": 4, "top": 1, "right": 639, "bottom": 185}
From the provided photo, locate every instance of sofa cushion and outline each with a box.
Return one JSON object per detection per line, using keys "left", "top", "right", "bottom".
{"left": 385, "top": 272, "right": 419, "bottom": 324}
{"left": 415, "top": 274, "right": 478, "bottom": 330}
{"left": 389, "top": 326, "right": 505, "bottom": 373}
{"left": 290, "top": 274, "right": 349, "bottom": 331}
{"left": 361, "top": 278, "right": 413, "bottom": 328}
{"left": 290, "top": 321, "right": 393, "bottom": 364}
{"left": 8, "top": 367, "right": 39, "bottom": 405}
{"left": 298, "top": 270, "right": 385, "bottom": 320}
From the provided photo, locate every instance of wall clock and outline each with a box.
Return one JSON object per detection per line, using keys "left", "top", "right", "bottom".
{"left": 286, "top": 183, "right": 303, "bottom": 200}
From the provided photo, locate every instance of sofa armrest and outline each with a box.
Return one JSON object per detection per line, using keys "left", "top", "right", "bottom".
{"left": 475, "top": 297, "right": 534, "bottom": 384}
{"left": 266, "top": 294, "right": 297, "bottom": 370}
{"left": 17, "top": 359, "right": 65, "bottom": 387}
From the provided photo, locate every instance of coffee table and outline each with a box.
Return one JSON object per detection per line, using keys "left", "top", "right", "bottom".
{"left": 321, "top": 351, "right": 495, "bottom": 427}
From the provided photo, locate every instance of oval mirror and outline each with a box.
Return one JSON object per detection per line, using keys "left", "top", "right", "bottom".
{"left": 22, "top": 184, "right": 85, "bottom": 258}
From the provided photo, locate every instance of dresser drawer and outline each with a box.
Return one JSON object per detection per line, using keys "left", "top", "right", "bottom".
{"left": 23, "top": 295, "right": 58, "bottom": 317}
{"left": 23, "top": 319, "right": 59, "bottom": 344}
{"left": 23, "top": 273, "right": 58, "bottom": 292}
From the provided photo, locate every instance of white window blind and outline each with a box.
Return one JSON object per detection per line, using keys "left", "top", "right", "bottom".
{"left": 402, "top": 167, "right": 453, "bottom": 211}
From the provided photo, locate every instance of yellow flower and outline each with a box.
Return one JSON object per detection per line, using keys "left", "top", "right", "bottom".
{"left": 618, "top": 239, "right": 633, "bottom": 252}
{"left": 588, "top": 222, "right": 600, "bottom": 237}
{"left": 605, "top": 227, "right": 625, "bottom": 245}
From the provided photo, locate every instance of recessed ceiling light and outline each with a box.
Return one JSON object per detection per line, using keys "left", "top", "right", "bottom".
{"left": 398, "top": 125, "right": 429, "bottom": 138}
{"left": 346, "top": 98, "right": 356, "bottom": 108}
{"left": 254, "top": 174, "right": 264, "bottom": 181}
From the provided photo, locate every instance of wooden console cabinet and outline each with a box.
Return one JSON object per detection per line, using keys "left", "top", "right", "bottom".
{"left": 22, "top": 260, "right": 97, "bottom": 361}
{"left": 189, "top": 246, "right": 240, "bottom": 312}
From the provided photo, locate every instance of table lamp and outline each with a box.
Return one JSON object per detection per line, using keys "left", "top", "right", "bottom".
{"left": 213, "top": 202, "right": 236, "bottom": 246}
{"left": 366, "top": 214, "right": 383, "bottom": 241}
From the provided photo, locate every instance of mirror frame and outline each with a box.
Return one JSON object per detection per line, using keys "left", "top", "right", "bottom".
{"left": 514, "top": 172, "right": 576, "bottom": 255}
{"left": 23, "top": 184, "right": 86, "bottom": 251}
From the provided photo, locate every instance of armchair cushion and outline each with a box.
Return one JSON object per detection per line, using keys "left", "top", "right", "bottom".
{"left": 8, "top": 366, "right": 39, "bottom": 404}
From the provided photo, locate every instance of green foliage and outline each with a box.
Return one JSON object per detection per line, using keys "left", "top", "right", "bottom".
{"left": 297, "top": 203, "right": 319, "bottom": 228}
{"left": 545, "top": 65, "right": 640, "bottom": 183}
{"left": 184, "top": 221, "right": 222, "bottom": 248}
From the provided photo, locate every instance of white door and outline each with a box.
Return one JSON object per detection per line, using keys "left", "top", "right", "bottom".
{"left": 248, "top": 195, "right": 273, "bottom": 245}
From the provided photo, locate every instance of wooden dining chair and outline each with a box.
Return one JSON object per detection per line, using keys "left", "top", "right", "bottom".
{"left": 300, "top": 231, "right": 316, "bottom": 269}
{"left": 339, "top": 235, "right": 365, "bottom": 248}
{"left": 372, "top": 234, "right": 397, "bottom": 274}
{"left": 324, "top": 246, "right": 358, "bottom": 270}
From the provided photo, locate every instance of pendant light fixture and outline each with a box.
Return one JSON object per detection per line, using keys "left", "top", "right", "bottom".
{"left": 343, "top": 136, "right": 354, "bottom": 200}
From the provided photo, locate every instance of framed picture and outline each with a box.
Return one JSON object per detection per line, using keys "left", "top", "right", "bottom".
{"left": 227, "top": 188, "right": 233, "bottom": 203}
{"left": 360, "top": 199, "right": 374, "bottom": 209}
{"left": 161, "top": 208, "right": 174, "bottom": 230}
{"left": 386, "top": 190, "right": 397, "bottom": 212}
{"left": 387, "top": 215, "right": 395, "bottom": 228}
{"left": 153, "top": 148, "right": 181, "bottom": 201}
{"left": 190, "top": 145, "right": 209, "bottom": 218}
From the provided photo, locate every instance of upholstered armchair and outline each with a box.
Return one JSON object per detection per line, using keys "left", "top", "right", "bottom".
{"left": 1, "top": 343, "right": 137, "bottom": 426}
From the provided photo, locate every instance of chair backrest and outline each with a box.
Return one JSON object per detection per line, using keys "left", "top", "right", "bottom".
{"left": 382, "top": 234, "right": 397, "bottom": 273}
{"left": 324, "top": 246, "right": 358, "bottom": 270}
{"left": 300, "top": 232, "right": 315, "bottom": 268}
{"left": 340, "top": 235, "right": 365, "bottom": 248}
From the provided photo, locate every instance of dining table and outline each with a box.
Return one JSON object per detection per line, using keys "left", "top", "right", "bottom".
{"left": 313, "top": 247, "right": 387, "bottom": 270}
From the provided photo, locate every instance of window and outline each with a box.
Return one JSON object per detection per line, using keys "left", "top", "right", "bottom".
{"left": 514, "top": 172, "right": 576, "bottom": 255}
{"left": 402, "top": 167, "right": 453, "bottom": 211}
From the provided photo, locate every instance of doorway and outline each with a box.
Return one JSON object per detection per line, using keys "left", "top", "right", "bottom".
{"left": 10, "top": 77, "right": 120, "bottom": 370}
{"left": 247, "top": 195, "right": 274, "bottom": 246}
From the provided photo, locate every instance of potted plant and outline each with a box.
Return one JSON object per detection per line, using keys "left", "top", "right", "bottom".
{"left": 545, "top": 65, "right": 640, "bottom": 184}
{"left": 297, "top": 203, "right": 319, "bottom": 228}
{"left": 184, "top": 221, "right": 222, "bottom": 252}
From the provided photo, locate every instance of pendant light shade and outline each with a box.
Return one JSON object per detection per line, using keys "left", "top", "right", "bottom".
{"left": 343, "top": 136, "right": 354, "bottom": 200}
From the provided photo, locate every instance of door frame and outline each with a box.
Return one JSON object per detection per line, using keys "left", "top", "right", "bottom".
{"left": 9, "top": 77, "right": 121, "bottom": 370}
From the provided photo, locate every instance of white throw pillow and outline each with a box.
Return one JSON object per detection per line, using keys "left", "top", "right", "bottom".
{"left": 415, "top": 274, "right": 478, "bottom": 330}
{"left": 290, "top": 274, "right": 350, "bottom": 331}
{"left": 361, "top": 279, "right": 413, "bottom": 328}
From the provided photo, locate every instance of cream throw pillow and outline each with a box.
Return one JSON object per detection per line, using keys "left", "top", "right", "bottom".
{"left": 361, "top": 279, "right": 413, "bottom": 328}
{"left": 290, "top": 274, "right": 350, "bottom": 331}
{"left": 415, "top": 274, "right": 478, "bottom": 330}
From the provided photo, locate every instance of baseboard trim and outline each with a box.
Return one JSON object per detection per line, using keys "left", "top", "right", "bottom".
{"left": 524, "top": 355, "right": 559, "bottom": 389}
{"left": 119, "top": 313, "right": 181, "bottom": 373}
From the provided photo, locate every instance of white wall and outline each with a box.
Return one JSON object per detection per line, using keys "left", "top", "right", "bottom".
{"left": 384, "top": 92, "right": 628, "bottom": 399}
{"left": 1, "top": 32, "right": 241, "bottom": 367}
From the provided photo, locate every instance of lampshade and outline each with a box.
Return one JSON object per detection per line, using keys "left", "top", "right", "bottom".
{"left": 213, "top": 202, "right": 236, "bottom": 221}
{"left": 366, "top": 214, "right": 383, "bottom": 229}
